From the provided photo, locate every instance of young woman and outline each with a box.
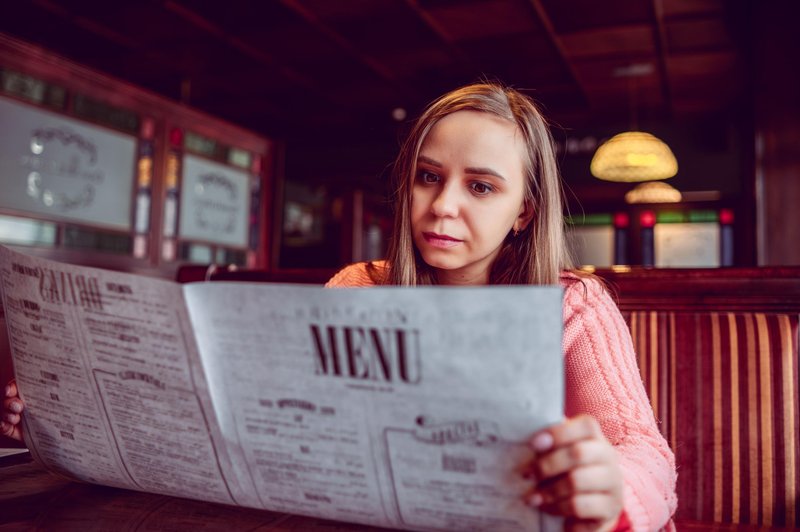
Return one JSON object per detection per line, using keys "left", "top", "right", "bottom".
{"left": 3, "top": 82, "right": 676, "bottom": 530}
{"left": 324, "top": 83, "right": 677, "bottom": 530}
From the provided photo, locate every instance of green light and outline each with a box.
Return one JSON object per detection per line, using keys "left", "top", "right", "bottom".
{"left": 688, "top": 210, "right": 719, "bottom": 223}
{"left": 656, "top": 211, "right": 687, "bottom": 223}
{"left": 566, "top": 213, "right": 613, "bottom": 226}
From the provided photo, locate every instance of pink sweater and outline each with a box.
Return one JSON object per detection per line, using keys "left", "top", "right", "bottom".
{"left": 326, "top": 262, "right": 677, "bottom": 531}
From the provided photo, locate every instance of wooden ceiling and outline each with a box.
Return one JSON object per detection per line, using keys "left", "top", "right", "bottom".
{"left": 1, "top": 0, "right": 748, "bottom": 142}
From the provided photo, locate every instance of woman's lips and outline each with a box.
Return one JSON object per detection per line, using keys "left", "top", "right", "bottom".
{"left": 422, "top": 232, "right": 463, "bottom": 249}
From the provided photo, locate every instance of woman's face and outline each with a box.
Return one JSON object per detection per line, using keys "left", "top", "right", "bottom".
{"left": 411, "top": 110, "right": 531, "bottom": 285}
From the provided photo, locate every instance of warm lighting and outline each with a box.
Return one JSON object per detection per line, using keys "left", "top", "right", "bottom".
{"left": 590, "top": 131, "right": 678, "bottom": 182}
{"left": 625, "top": 181, "right": 682, "bottom": 204}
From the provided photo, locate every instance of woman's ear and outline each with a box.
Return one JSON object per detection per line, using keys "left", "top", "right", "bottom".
{"left": 514, "top": 199, "right": 535, "bottom": 233}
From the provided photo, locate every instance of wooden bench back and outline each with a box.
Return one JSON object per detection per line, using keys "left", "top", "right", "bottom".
{"left": 595, "top": 268, "right": 800, "bottom": 528}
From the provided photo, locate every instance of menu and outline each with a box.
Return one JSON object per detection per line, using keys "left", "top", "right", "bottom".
{"left": 0, "top": 245, "right": 564, "bottom": 531}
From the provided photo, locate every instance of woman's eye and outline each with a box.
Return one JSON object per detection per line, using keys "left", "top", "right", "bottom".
{"left": 470, "top": 182, "right": 493, "bottom": 195}
{"left": 418, "top": 171, "right": 440, "bottom": 184}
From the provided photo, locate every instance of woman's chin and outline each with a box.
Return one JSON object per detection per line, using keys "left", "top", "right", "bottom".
{"left": 419, "top": 252, "right": 462, "bottom": 271}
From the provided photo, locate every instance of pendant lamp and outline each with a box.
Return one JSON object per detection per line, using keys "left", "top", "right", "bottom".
{"left": 590, "top": 131, "right": 678, "bottom": 182}
{"left": 590, "top": 64, "right": 678, "bottom": 182}
{"left": 624, "top": 181, "right": 682, "bottom": 204}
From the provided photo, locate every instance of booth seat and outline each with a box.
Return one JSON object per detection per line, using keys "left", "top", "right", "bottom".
{"left": 179, "top": 264, "right": 800, "bottom": 528}
{"left": 595, "top": 267, "right": 800, "bottom": 528}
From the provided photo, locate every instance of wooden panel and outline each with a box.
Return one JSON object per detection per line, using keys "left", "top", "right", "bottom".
{"left": 665, "top": 18, "right": 732, "bottom": 52}
{"left": 661, "top": 0, "right": 724, "bottom": 19}
{"left": 541, "top": 0, "right": 653, "bottom": 33}
{"left": 423, "top": 0, "right": 541, "bottom": 41}
{"left": 561, "top": 24, "right": 656, "bottom": 59}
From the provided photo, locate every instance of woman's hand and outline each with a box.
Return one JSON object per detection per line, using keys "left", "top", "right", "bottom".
{"left": 525, "top": 414, "right": 624, "bottom": 531}
{"left": 1, "top": 380, "right": 24, "bottom": 442}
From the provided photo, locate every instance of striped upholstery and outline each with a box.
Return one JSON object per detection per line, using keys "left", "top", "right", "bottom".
{"left": 624, "top": 311, "right": 799, "bottom": 527}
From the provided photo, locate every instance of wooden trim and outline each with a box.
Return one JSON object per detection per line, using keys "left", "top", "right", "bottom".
{"left": 593, "top": 267, "right": 800, "bottom": 312}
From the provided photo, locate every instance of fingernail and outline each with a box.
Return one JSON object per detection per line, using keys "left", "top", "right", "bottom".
{"left": 9, "top": 401, "right": 22, "bottom": 414}
{"left": 3, "top": 385, "right": 10, "bottom": 397}
{"left": 527, "top": 492, "right": 543, "bottom": 506}
{"left": 531, "top": 432, "right": 553, "bottom": 452}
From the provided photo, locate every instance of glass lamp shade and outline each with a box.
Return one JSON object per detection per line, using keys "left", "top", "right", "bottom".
{"left": 624, "top": 181, "right": 682, "bottom": 204}
{"left": 590, "top": 131, "right": 678, "bottom": 182}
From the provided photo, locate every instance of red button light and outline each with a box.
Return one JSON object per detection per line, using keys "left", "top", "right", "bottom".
{"left": 640, "top": 210, "right": 656, "bottom": 228}
{"left": 720, "top": 209, "right": 734, "bottom": 225}
{"left": 169, "top": 127, "right": 183, "bottom": 147}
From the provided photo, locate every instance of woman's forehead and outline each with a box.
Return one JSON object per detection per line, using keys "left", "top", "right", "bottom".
{"left": 419, "top": 111, "right": 527, "bottom": 166}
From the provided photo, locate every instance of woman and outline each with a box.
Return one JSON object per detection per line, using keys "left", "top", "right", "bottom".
{"left": 325, "top": 83, "right": 677, "bottom": 530}
{"left": 3, "top": 82, "right": 676, "bottom": 530}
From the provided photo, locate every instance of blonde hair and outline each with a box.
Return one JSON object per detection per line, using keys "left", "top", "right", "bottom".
{"left": 382, "top": 82, "right": 573, "bottom": 286}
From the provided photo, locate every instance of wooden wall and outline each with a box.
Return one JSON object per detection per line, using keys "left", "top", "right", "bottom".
{"left": 755, "top": 2, "right": 800, "bottom": 266}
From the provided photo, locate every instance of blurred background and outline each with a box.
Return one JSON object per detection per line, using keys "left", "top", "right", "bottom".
{"left": 0, "top": 0, "right": 797, "bottom": 276}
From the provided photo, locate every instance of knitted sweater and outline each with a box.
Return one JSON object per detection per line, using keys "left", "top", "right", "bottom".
{"left": 326, "top": 262, "right": 677, "bottom": 531}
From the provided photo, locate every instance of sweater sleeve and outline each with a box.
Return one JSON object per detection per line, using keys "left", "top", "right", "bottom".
{"left": 324, "top": 261, "right": 384, "bottom": 288}
{"left": 562, "top": 277, "right": 677, "bottom": 531}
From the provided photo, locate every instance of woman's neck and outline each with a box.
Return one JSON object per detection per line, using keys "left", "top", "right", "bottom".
{"left": 435, "top": 268, "right": 490, "bottom": 286}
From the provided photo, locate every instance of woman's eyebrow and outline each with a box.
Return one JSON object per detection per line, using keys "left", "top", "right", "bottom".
{"left": 464, "top": 166, "right": 506, "bottom": 181}
{"left": 418, "top": 155, "right": 506, "bottom": 181}
{"left": 417, "top": 155, "right": 442, "bottom": 167}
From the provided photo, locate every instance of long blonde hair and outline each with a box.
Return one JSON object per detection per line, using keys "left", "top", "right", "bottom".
{"left": 382, "top": 82, "right": 573, "bottom": 286}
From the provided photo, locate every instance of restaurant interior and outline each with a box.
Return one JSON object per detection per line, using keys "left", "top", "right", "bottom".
{"left": 0, "top": 1, "right": 798, "bottom": 529}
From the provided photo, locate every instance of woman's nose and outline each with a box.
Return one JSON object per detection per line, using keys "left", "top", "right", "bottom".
{"left": 430, "top": 182, "right": 460, "bottom": 218}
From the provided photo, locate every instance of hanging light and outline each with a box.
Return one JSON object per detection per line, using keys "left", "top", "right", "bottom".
{"left": 625, "top": 181, "right": 682, "bottom": 204}
{"left": 591, "top": 131, "right": 678, "bottom": 182}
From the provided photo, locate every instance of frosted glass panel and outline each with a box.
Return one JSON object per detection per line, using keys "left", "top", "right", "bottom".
{"left": 179, "top": 155, "right": 249, "bottom": 247}
{"left": 567, "top": 225, "right": 614, "bottom": 267}
{"left": 655, "top": 222, "right": 720, "bottom": 267}
{"left": 0, "top": 96, "right": 135, "bottom": 229}
{"left": 0, "top": 214, "right": 56, "bottom": 246}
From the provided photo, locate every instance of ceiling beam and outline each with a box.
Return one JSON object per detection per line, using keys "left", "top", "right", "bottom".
{"left": 403, "top": 0, "right": 469, "bottom": 66}
{"left": 651, "top": 0, "right": 674, "bottom": 116}
{"left": 278, "top": 0, "right": 397, "bottom": 83}
{"left": 526, "top": 0, "right": 589, "bottom": 107}
{"left": 164, "top": 1, "right": 321, "bottom": 98}
{"left": 277, "top": 0, "right": 430, "bottom": 110}
{"left": 32, "top": 0, "right": 138, "bottom": 49}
